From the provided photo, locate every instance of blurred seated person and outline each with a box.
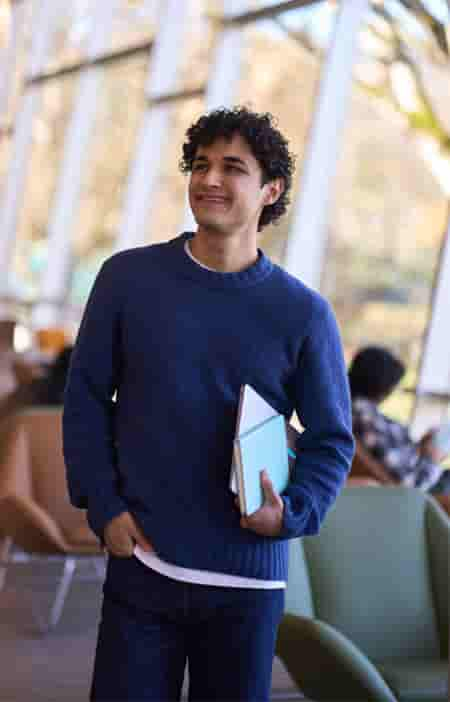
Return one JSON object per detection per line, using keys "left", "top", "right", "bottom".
{"left": 0, "top": 345, "right": 73, "bottom": 423}
{"left": 348, "top": 346, "right": 450, "bottom": 511}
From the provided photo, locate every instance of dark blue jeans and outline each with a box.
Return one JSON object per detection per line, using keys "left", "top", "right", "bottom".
{"left": 91, "top": 555, "right": 285, "bottom": 702}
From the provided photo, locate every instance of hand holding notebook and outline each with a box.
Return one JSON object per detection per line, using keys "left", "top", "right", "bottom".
{"left": 239, "top": 469, "right": 284, "bottom": 536}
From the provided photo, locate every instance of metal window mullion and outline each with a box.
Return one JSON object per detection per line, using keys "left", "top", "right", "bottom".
{"left": 114, "top": 0, "right": 193, "bottom": 252}
{"left": 410, "top": 220, "right": 450, "bottom": 435}
{"left": 204, "top": 0, "right": 249, "bottom": 110}
{"left": 182, "top": 0, "right": 249, "bottom": 232}
{"left": 419, "top": 227, "right": 450, "bottom": 395}
{"left": 283, "top": 0, "right": 370, "bottom": 290}
{"left": 224, "top": 0, "right": 324, "bottom": 27}
{"left": 26, "top": 39, "right": 154, "bottom": 87}
{"left": 0, "top": 0, "right": 27, "bottom": 126}
{"left": 31, "top": 1, "right": 120, "bottom": 330}
{"left": 0, "top": 0, "right": 62, "bottom": 315}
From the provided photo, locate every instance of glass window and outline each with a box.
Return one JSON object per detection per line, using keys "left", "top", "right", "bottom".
{"left": 10, "top": 78, "right": 79, "bottom": 299}
{"left": 68, "top": 53, "right": 150, "bottom": 310}
{"left": 43, "top": 2, "right": 94, "bottom": 70}
{"left": 10, "top": 51, "right": 151, "bottom": 315}
{"left": 0, "top": 129, "right": 12, "bottom": 202}
{"left": 145, "top": 1, "right": 336, "bottom": 264}
{"left": 144, "top": 96, "right": 205, "bottom": 244}
{"left": 110, "top": 1, "right": 158, "bottom": 53}
{"left": 42, "top": 1, "right": 157, "bottom": 74}
{"left": 233, "top": 1, "right": 338, "bottom": 262}
{"left": 320, "top": 4, "right": 449, "bottom": 423}
{"left": 176, "top": 9, "right": 218, "bottom": 92}
{"left": 0, "top": 1, "right": 32, "bottom": 128}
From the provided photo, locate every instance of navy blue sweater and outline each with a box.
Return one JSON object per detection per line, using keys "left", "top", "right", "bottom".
{"left": 63, "top": 233, "right": 354, "bottom": 581}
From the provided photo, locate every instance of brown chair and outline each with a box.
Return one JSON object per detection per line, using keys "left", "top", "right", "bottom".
{"left": 0, "top": 408, "right": 103, "bottom": 632}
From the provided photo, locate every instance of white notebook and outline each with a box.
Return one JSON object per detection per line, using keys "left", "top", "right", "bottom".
{"left": 230, "top": 385, "right": 300, "bottom": 497}
{"left": 233, "top": 413, "right": 289, "bottom": 515}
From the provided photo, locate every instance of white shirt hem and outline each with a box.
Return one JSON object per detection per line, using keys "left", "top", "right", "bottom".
{"left": 133, "top": 546, "right": 286, "bottom": 589}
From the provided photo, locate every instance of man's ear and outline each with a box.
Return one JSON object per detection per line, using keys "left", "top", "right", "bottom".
{"left": 263, "top": 178, "right": 285, "bottom": 206}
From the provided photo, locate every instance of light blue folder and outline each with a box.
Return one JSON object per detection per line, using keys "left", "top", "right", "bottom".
{"left": 235, "top": 413, "right": 289, "bottom": 515}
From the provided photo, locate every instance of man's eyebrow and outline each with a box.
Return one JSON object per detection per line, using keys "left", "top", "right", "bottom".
{"left": 223, "top": 156, "right": 249, "bottom": 168}
{"left": 192, "top": 154, "right": 249, "bottom": 168}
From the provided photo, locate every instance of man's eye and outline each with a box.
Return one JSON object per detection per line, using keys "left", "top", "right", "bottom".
{"left": 193, "top": 163, "right": 207, "bottom": 171}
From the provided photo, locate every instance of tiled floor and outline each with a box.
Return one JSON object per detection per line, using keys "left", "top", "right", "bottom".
{"left": 0, "top": 558, "right": 304, "bottom": 702}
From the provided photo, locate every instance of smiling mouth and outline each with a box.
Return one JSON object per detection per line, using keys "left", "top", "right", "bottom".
{"left": 195, "top": 192, "right": 228, "bottom": 201}
{"left": 198, "top": 198, "right": 227, "bottom": 204}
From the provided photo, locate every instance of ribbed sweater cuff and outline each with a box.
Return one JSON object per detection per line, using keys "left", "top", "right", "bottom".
{"left": 87, "top": 493, "right": 128, "bottom": 544}
{"left": 278, "top": 493, "right": 314, "bottom": 539}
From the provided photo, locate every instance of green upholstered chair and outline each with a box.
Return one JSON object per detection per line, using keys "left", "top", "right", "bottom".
{"left": 276, "top": 487, "right": 449, "bottom": 702}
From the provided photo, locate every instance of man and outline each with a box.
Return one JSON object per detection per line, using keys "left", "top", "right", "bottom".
{"left": 63, "top": 106, "right": 354, "bottom": 701}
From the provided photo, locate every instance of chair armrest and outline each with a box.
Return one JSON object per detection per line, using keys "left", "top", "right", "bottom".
{"left": 276, "top": 614, "right": 397, "bottom": 702}
{"left": 431, "top": 493, "right": 450, "bottom": 517}
{"left": 425, "top": 495, "right": 450, "bottom": 658}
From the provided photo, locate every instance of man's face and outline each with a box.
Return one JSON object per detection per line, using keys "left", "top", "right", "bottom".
{"left": 188, "top": 133, "right": 279, "bottom": 238}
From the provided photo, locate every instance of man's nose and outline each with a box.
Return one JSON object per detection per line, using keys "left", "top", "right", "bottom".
{"left": 202, "top": 167, "right": 223, "bottom": 187}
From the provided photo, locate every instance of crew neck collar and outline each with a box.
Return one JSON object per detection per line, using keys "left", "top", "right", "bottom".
{"left": 184, "top": 239, "right": 219, "bottom": 272}
{"left": 170, "top": 232, "right": 274, "bottom": 290}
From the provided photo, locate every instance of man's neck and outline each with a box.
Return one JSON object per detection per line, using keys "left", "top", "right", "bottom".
{"left": 189, "top": 229, "right": 258, "bottom": 273}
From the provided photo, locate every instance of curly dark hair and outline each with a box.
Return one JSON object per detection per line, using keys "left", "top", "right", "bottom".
{"left": 179, "top": 106, "right": 296, "bottom": 231}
